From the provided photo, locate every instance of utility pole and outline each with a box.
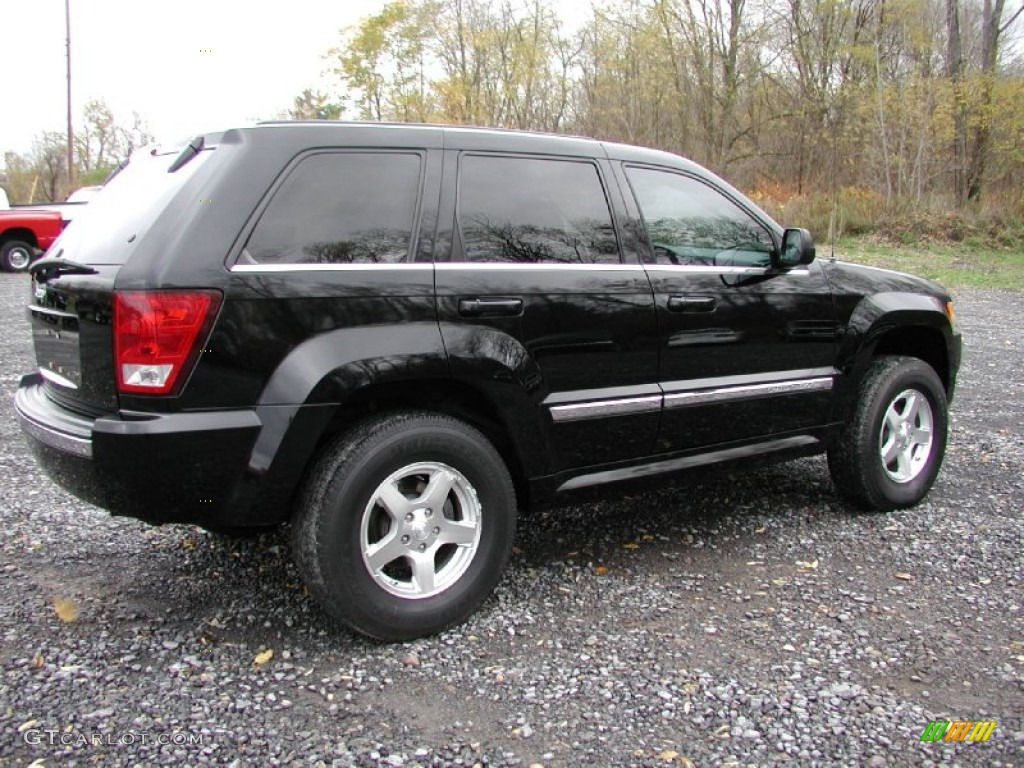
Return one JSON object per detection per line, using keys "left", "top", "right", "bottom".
{"left": 66, "top": 0, "right": 75, "bottom": 193}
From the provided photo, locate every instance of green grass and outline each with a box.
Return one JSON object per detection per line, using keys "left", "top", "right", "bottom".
{"left": 830, "top": 237, "right": 1024, "bottom": 291}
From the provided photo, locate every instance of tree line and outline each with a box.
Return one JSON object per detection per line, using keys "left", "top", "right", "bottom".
{"left": 313, "top": 0, "right": 1024, "bottom": 239}
{"left": 2, "top": 100, "right": 152, "bottom": 204}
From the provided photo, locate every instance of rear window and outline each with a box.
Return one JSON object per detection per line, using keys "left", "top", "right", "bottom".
{"left": 456, "top": 155, "right": 619, "bottom": 264}
{"left": 50, "top": 146, "right": 212, "bottom": 265}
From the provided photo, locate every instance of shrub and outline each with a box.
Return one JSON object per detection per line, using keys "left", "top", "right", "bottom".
{"left": 747, "top": 185, "right": 1024, "bottom": 249}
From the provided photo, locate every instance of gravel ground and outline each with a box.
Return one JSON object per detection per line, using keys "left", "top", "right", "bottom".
{"left": 0, "top": 272, "right": 1021, "bottom": 767}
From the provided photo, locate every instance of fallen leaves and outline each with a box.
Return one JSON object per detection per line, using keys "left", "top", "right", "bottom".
{"left": 253, "top": 648, "right": 274, "bottom": 666}
{"left": 894, "top": 572, "right": 914, "bottom": 581}
{"left": 594, "top": 565, "right": 610, "bottom": 575}
{"left": 634, "top": 748, "right": 695, "bottom": 766}
{"left": 797, "top": 559, "right": 819, "bottom": 570}
{"left": 52, "top": 596, "right": 79, "bottom": 623}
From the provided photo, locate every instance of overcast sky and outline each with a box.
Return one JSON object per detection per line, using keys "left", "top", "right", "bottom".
{"left": 1, "top": 1, "right": 398, "bottom": 158}
{"left": 1, "top": 1, "right": 594, "bottom": 164}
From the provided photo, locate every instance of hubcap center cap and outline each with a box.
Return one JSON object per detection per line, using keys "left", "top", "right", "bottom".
{"left": 897, "top": 422, "right": 911, "bottom": 448}
{"left": 404, "top": 509, "right": 437, "bottom": 545}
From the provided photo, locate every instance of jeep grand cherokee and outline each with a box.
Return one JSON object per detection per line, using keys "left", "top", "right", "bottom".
{"left": 15, "top": 123, "right": 961, "bottom": 640}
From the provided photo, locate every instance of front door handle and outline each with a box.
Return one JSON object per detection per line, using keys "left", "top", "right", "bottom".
{"left": 667, "top": 295, "right": 716, "bottom": 313}
{"left": 458, "top": 297, "right": 524, "bottom": 317}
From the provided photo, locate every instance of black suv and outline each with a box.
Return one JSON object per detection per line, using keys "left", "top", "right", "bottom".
{"left": 15, "top": 123, "right": 961, "bottom": 641}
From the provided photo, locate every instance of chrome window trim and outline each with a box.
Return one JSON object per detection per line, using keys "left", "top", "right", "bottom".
{"left": 664, "top": 377, "right": 833, "bottom": 409}
{"left": 550, "top": 395, "right": 662, "bottom": 423}
{"left": 436, "top": 262, "right": 645, "bottom": 271}
{"left": 231, "top": 263, "right": 434, "bottom": 273}
{"left": 644, "top": 265, "right": 811, "bottom": 276}
{"left": 230, "top": 263, "right": 812, "bottom": 274}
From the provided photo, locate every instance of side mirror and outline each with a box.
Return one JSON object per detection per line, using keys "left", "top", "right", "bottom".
{"left": 775, "top": 228, "right": 816, "bottom": 269}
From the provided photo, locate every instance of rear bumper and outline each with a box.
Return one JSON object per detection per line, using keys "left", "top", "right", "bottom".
{"left": 14, "top": 373, "right": 263, "bottom": 525}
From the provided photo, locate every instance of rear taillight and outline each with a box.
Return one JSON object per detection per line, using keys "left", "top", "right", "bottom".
{"left": 113, "top": 290, "right": 222, "bottom": 395}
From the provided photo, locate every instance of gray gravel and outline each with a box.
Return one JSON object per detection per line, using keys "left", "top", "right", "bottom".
{"left": 0, "top": 272, "right": 1021, "bottom": 767}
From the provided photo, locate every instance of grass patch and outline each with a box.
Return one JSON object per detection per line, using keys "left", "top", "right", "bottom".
{"left": 828, "top": 237, "right": 1024, "bottom": 291}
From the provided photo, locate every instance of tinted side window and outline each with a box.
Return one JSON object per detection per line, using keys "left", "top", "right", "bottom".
{"left": 457, "top": 155, "right": 619, "bottom": 264}
{"left": 244, "top": 153, "right": 421, "bottom": 264}
{"left": 626, "top": 167, "right": 774, "bottom": 268}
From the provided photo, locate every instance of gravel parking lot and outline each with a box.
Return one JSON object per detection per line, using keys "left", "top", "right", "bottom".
{"left": 0, "top": 271, "right": 1021, "bottom": 767}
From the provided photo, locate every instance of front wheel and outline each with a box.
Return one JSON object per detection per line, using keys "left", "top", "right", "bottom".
{"left": 0, "top": 240, "right": 35, "bottom": 272}
{"left": 293, "top": 411, "right": 516, "bottom": 641}
{"left": 828, "top": 355, "right": 949, "bottom": 511}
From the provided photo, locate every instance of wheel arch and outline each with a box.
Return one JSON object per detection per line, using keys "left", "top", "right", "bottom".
{"left": 871, "top": 325, "right": 950, "bottom": 393}
{"left": 0, "top": 227, "right": 38, "bottom": 247}
{"left": 832, "top": 293, "right": 958, "bottom": 425}
{"left": 244, "top": 375, "right": 544, "bottom": 527}
{"left": 315, "top": 377, "right": 535, "bottom": 495}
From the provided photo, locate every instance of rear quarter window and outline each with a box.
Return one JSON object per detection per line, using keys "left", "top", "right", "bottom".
{"left": 242, "top": 152, "right": 422, "bottom": 265}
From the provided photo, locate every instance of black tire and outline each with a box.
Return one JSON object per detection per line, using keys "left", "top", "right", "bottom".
{"left": 0, "top": 240, "right": 35, "bottom": 272}
{"left": 828, "top": 355, "right": 948, "bottom": 511}
{"left": 293, "top": 411, "right": 516, "bottom": 641}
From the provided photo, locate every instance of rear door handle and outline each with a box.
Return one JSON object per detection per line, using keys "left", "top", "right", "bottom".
{"left": 458, "top": 297, "right": 524, "bottom": 317}
{"left": 667, "top": 295, "right": 716, "bottom": 313}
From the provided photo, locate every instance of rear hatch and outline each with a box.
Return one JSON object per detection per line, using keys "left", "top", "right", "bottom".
{"left": 28, "top": 138, "right": 215, "bottom": 416}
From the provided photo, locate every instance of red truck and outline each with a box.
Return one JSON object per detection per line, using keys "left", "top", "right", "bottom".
{"left": 0, "top": 209, "right": 65, "bottom": 272}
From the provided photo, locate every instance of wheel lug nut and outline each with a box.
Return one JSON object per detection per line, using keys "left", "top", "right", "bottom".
{"left": 425, "top": 509, "right": 432, "bottom": 517}
{"left": 401, "top": 535, "right": 410, "bottom": 544}
{"left": 418, "top": 543, "right": 427, "bottom": 551}
{"left": 405, "top": 513, "right": 413, "bottom": 522}
{"left": 433, "top": 526, "right": 440, "bottom": 534}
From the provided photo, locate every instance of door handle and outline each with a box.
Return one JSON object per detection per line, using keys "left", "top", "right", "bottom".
{"left": 667, "top": 295, "right": 716, "bottom": 313}
{"left": 458, "top": 297, "right": 524, "bottom": 317}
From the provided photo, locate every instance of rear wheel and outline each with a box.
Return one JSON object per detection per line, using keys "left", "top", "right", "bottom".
{"left": 1, "top": 240, "right": 34, "bottom": 272}
{"left": 828, "top": 355, "right": 948, "bottom": 510}
{"left": 293, "top": 411, "right": 516, "bottom": 641}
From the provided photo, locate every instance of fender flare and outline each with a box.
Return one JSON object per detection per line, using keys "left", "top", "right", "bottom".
{"left": 833, "top": 292, "right": 955, "bottom": 418}
{"left": 236, "top": 321, "right": 549, "bottom": 523}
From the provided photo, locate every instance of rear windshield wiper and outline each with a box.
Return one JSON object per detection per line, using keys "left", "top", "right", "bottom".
{"left": 30, "top": 256, "right": 99, "bottom": 282}
{"left": 167, "top": 135, "right": 205, "bottom": 173}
